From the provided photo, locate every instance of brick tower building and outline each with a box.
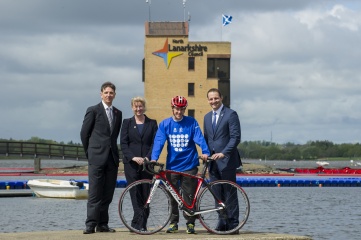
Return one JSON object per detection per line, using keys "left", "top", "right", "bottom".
{"left": 143, "top": 21, "right": 231, "bottom": 161}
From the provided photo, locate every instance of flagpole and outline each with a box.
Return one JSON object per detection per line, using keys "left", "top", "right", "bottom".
{"left": 221, "top": 24, "right": 223, "bottom": 41}
{"left": 146, "top": 0, "right": 151, "bottom": 22}
{"left": 221, "top": 14, "right": 223, "bottom": 41}
{"left": 183, "top": 0, "right": 186, "bottom": 22}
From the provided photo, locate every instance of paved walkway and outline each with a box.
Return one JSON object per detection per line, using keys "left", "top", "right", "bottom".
{"left": 0, "top": 228, "right": 312, "bottom": 240}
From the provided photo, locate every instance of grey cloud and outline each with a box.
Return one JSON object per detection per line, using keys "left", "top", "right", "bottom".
{"left": 0, "top": 0, "right": 360, "bottom": 144}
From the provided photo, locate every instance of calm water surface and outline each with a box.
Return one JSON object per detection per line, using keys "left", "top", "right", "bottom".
{"left": 1, "top": 159, "right": 361, "bottom": 239}
{"left": 0, "top": 159, "right": 88, "bottom": 168}
{"left": 1, "top": 187, "right": 360, "bottom": 240}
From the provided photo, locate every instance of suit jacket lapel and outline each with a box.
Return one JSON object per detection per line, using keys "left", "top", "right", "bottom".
{"left": 208, "top": 112, "right": 215, "bottom": 137}
{"left": 99, "top": 103, "right": 109, "bottom": 129}
{"left": 99, "top": 102, "right": 113, "bottom": 134}
{"left": 130, "top": 117, "right": 142, "bottom": 140}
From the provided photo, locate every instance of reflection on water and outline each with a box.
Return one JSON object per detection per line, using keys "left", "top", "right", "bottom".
{"left": 1, "top": 188, "right": 361, "bottom": 240}
{"left": 243, "top": 187, "right": 361, "bottom": 240}
{"left": 1, "top": 160, "right": 361, "bottom": 240}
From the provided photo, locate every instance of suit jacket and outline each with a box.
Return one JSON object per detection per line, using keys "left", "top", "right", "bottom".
{"left": 80, "top": 102, "right": 122, "bottom": 166}
{"left": 120, "top": 115, "right": 158, "bottom": 164}
{"left": 204, "top": 106, "right": 241, "bottom": 171}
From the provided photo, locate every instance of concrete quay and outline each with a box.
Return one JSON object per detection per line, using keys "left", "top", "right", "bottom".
{"left": 0, "top": 228, "right": 312, "bottom": 240}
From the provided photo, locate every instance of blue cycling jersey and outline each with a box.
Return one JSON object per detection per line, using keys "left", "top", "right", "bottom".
{"left": 151, "top": 116, "right": 210, "bottom": 171}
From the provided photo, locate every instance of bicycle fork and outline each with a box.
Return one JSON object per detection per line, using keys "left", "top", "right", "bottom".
{"left": 145, "top": 179, "right": 184, "bottom": 206}
{"left": 145, "top": 179, "right": 162, "bottom": 205}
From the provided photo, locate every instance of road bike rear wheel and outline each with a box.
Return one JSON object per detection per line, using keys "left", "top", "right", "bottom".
{"left": 118, "top": 179, "right": 172, "bottom": 235}
{"left": 197, "top": 180, "right": 250, "bottom": 234}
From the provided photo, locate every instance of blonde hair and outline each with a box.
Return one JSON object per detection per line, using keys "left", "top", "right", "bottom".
{"left": 131, "top": 96, "right": 147, "bottom": 112}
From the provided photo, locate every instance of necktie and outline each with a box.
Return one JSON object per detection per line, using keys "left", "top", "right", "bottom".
{"left": 106, "top": 107, "right": 113, "bottom": 127}
{"left": 212, "top": 112, "right": 217, "bottom": 131}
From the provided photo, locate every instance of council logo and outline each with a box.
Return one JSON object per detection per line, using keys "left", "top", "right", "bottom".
{"left": 152, "top": 38, "right": 183, "bottom": 69}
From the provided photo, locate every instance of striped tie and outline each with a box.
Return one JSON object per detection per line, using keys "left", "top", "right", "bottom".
{"left": 106, "top": 107, "right": 113, "bottom": 127}
{"left": 212, "top": 112, "right": 217, "bottom": 131}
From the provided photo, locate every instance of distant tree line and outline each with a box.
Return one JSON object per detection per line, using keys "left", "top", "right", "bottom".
{"left": 239, "top": 140, "right": 361, "bottom": 160}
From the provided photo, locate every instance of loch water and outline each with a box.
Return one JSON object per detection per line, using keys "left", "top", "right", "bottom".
{"left": 1, "top": 187, "right": 360, "bottom": 240}
{"left": 1, "top": 159, "right": 361, "bottom": 239}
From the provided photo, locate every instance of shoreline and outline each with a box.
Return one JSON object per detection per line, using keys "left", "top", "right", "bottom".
{"left": 1, "top": 159, "right": 360, "bottom": 176}
{"left": 0, "top": 163, "right": 281, "bottom": 176}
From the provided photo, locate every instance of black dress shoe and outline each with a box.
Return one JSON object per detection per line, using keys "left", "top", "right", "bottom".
{"left": 215, "top": 227, "right": 227, "bottom": 232}
{"left": 96, "top": 225, "right": 116, "bottom": 232}
{"left": 83, "top": 227, "right": 95, "bottom": 234}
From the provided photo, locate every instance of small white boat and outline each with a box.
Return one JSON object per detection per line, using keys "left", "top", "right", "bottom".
{"left": 27, "top": 179, "right": 89, "bottom": 199}
{"left": 316, "top": 161, "right": 329, "bottom": 166}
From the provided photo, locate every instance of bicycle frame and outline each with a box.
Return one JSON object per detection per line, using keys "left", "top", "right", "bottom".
{"left": 145, "top": 160, "right": 226, "bottom": 217}
{"left": 119, "top": 158, "right": 250, "bottom": 235}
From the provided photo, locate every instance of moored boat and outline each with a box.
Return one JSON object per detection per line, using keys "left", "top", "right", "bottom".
{"left": 316, "top": 161, "right": 329, "bottom": 166}
{"left": 27, "top": 179, "right": 88, "bottom": 199}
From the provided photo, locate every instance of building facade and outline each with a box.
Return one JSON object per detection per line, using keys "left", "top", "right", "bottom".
{"left": 143, "top": 21, "right": 231, "bottom": 160}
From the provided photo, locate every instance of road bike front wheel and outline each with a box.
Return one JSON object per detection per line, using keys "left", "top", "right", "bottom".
{"left": 118, "top": 179, "right": 172, "bottom": 235}
{"left": 197, "top": 180, "right": 250, "bottom": 234}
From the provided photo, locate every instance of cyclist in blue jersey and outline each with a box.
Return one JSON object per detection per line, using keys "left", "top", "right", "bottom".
{"left": 151, "top": 96, "right": 210, "bottom": 234}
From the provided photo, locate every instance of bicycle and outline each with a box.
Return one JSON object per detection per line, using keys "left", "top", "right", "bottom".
{"left": 118, "top": 157, "right": 250, "bottom": 235}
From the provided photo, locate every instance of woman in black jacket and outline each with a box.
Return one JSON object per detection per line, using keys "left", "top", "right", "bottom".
{"left": 120, "top": 96, "right": 158, "bottom": 231}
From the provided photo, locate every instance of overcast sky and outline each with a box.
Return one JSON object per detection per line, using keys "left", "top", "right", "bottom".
{"left": 1, "top": 0, "right": 360, "bottom": 144}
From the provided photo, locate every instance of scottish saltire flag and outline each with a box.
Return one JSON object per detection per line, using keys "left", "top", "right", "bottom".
{"left": 222, "top": 14, "right": 232, "bottom": 26}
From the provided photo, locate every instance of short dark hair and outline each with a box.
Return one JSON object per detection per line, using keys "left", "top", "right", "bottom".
{"left": 207, "top": 88, "right": 222, "bottom": 98}
{"left": 101, "top": 81, "right": 116, "bottom": 92}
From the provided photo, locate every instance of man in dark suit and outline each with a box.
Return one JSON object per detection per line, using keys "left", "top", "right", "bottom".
{"left": 203, "top": 88, "right": 241, "bottom": 232}
{"left": 80, "top": 81, "right": 122, "bottom": 234}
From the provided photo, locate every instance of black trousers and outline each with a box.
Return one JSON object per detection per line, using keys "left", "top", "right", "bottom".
{"left": 167, "top": 167, "right": 198, "bottom": 225}
{"left": 124, "top": 161, "right": 153, "bottom": 230}
{"left": 85, "top": 153, "right": 118, "bottom": 228}
{"left": 209, "top": 164, "right": 239, "bottom": 230}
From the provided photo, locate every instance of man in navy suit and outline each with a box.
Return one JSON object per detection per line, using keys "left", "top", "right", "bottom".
{"left": 80, "top": 81, "right": 122, "bottom": 234}
{"left": 203, "top": 88, "right": 241, "bottom": 233}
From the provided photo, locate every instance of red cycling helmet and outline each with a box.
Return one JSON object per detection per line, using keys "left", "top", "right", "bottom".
{"left": 171, "top": 96, "right": 188, "bottom": 108}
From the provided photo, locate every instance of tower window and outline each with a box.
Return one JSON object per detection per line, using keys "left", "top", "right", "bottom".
{"left": 188, "top": 109, "right": 195, "bottom": 118}
{"left": 188, "top": 83, "right": 195, "bottom": 96}
{"left": 207, "top": 58, "right": 230, "bottom": 80}
{"left": 188, "top": 57, "right": 195, "bottom": 70}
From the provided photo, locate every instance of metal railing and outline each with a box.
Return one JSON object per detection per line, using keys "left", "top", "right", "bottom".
{"left": 0, "top": 141, "right": 87, "bottom": 160}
